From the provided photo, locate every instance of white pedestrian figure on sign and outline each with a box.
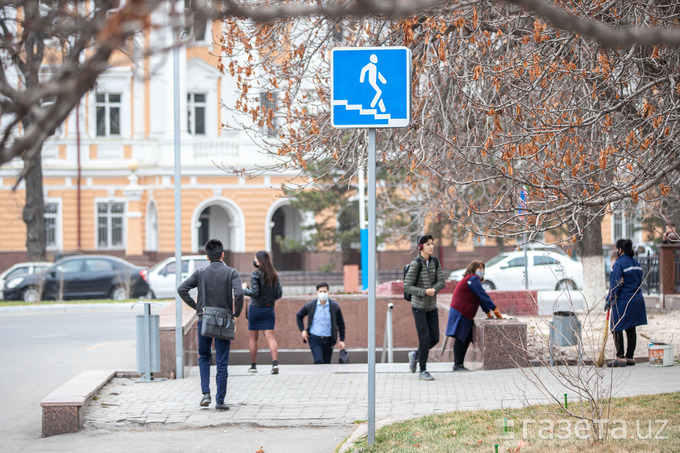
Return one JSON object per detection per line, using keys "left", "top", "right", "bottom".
{"left": 360, "top": 54, "right": 387, "bottom": 113}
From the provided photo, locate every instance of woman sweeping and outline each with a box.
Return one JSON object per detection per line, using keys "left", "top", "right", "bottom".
{"left": 243, "top": 251, "right": 283, "bottom": 374}
{"left": 446, "top": 260, "right": 503, "bottom": 371}
{"left": 605, "top": 238, "right": 647, "bottom": 367}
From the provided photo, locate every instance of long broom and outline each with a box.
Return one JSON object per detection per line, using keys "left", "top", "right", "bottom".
{"left": 594, "top": 309, "right": 610, "bottom": 367}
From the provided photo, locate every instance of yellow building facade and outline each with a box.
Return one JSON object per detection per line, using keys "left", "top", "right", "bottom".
{"left": 0, "top": 14, "right": 311, "bottom": 269}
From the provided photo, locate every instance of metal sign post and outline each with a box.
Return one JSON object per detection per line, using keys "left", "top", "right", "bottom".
{"left": 331, "top": 46, "right": 411, "bottom": 445}
{"left": 367, "top": 128, "right": 376, "bottom": 443}
{"left": 172, "top": 38, "right": 184, "bottom": 379}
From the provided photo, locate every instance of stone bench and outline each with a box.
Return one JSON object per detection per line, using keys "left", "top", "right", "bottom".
{"left": 40, "top": 369, "right": 116, "bottom": 437}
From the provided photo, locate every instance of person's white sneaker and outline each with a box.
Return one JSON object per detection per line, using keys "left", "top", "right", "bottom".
{"left": 418, "top": 370, "right": 434, "bottom": 380}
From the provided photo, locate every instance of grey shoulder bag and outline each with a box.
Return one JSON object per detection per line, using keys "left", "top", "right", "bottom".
{"left": 199, "top": 269, "right": 236, "bottom": 341}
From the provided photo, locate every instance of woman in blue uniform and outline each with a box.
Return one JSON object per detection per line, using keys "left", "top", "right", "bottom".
{"left": 605, "top": 239, "right": 647, "bottom": 367}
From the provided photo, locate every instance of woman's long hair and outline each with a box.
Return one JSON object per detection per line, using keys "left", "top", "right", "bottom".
{"left": 615, "top": 238, "right": 635, "bottom": 257}
{"left": 464, "top": 260, "right": 485, "bottom": 278}
{"left": 256, "top": 250, "right": 279, "bottom": 287}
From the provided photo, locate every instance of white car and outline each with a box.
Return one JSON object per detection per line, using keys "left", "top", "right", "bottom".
{"left": 147, "top": 256, "right": 210, "bottom": 299}
{"left": 447, "top": 250, "right": 583, "bottom": 291}
{"left": 0, "top": 262, "right": 52, "bottom": 295}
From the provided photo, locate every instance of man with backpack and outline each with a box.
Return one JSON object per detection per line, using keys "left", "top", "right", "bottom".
{"left": 404, "top": 234, "right": 446, "bottom": 380}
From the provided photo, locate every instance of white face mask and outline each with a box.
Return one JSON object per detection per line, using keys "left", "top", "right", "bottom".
{"left": 317, "top": 291, "right": 329, "bottom": 302}
{"left": 475, "top": 269, "right": 485, "bottom": 279}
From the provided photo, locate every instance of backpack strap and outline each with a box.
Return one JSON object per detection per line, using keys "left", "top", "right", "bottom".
{"left": 416, "top": 255, "right": 439, "bottom": 284}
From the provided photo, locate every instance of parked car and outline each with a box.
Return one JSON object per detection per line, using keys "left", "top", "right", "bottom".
{"left": 2, "top": 255, "right": 149, "bottom": 302}
{"left": 146, "top": 255, "right": 209, "bottom": 299}
{"left": 447, "top": 250, "right": 583, "bottom": 291}
{"left": 525, "top": 244, "right": 579, "bottom": 261}
{"left": 0, "top": 262, "right": 52, "bottom": 295}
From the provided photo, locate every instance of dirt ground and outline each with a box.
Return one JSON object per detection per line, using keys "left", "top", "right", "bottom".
{"left": 515, "top": 308, "right": 680, "bottom": 364}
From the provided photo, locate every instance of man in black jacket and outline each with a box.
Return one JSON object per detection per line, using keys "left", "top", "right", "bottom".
{"left": 296, "top": 282, "right": 346, "bottom": 364}
{"left": 178, "top": 239, "right": 243, "bottom": 411}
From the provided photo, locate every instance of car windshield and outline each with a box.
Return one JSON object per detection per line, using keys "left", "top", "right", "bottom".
{"left": 485, "top": 254, "right": 508, "bottom": 267}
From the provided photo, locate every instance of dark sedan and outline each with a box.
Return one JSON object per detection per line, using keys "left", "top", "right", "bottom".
{"left": 3, "top": 255, "right": 149, "bottom": 302}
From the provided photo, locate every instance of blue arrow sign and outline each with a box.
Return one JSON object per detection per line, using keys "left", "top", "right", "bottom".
{"left": 331, "top": 47, "right": 411, "bottom": 128}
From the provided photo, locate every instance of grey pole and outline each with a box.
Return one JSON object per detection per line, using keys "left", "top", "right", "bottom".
{"left": 367, "top": 128, "right": 377, "bottom": 444}
{"left": 523, "top": 237, "right": 528, "bottom": 290}
{"left": 172, "top": 36, "right": 184, "bottom": 379}
{"left": 144, "top": 302, "right": 151, "bottom": 381}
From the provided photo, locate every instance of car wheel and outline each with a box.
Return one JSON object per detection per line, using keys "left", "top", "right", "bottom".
{"left": 110, "top": 286, "right": 130, "bottom": 301}
{"left": 22, "top": 287, "right": 40, "bottom": 303}
{"left": 556, "top": 280, "right": 577, "bottom": 290}
{"left": 482, "top": 281, "right": 496, "bottom": 291}
{"left": 145, "top": 290, "right": 156, "bottom": 299}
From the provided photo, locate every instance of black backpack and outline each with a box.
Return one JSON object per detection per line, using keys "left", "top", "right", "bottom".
{"left": 403, "top": 256, "right": 439, "bottom": 301}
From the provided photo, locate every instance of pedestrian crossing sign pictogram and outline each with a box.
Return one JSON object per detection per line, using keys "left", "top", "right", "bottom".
{"left": 331, "top": 47, "right": 411, "bottom": 128}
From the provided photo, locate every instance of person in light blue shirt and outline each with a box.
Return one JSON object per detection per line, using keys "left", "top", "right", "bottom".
{"left": 296, "top": 283, "right": 346, "bottom": 364}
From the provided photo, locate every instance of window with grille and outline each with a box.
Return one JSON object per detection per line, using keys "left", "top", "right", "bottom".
{"left": 96, "top": 93, "right": 121, "bottom": 136}
{"left": 97, "top": 202, "right": 125, "bottom": 249}
{"left": 187, "top": 93, "right": 206, "bottom": 135}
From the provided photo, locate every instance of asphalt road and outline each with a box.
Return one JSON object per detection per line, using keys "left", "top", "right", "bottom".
{"left": 0, "top": 303, "right": 352, "bottom": 452}
{"left": 0, "top": 304, "right": 144, "bottom": 445}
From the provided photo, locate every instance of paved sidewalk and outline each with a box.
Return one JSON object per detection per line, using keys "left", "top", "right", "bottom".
{"left": 83, "top": 361, "right": 680, "bottom": 447}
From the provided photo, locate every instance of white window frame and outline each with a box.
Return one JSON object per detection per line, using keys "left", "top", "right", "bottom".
{"left": 186, "top": 58, "right": 220, "bottom": 137}
{"left": 187, "top": 92, "right": 207, "bottom": 135}
{"left": 95, "top": 199, "right": 127, "bottom": 250}
{"left": 184, "top": 0, "right": 210, "bottom": 43}
{"left": 44, "top": 199, "right": 62, "bottom": 251}
{"left": 95, "top": 92, "right": 122, "bottom": 137}
{"left": 260, "top": 91, "right": 278, "bottom": 138}
{"left": 611, "top": 209, "right": 642, "bottom": 243}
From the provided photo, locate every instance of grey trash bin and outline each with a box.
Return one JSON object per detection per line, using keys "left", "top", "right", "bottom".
{"left": 136, "top": 302, "right": 160, "bottom": 380}
{"left": 549, "top": 311, "right": 582, "bottom": 365}
{"left": 551, "top": 311, "right": 581, "bottom": 347}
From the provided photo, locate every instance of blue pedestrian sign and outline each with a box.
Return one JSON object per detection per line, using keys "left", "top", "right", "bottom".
{"left": 331, "top": 47, "right": 411, "bottom": 128}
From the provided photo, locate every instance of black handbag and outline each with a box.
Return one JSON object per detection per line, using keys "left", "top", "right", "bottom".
{"left": 339, "top": 348, "right": 350, "bottom": 364}
{"left": 201, "top": 306, "right": 235, "bottom": 341}
{"left": 199, "top": 268, "right": 236, "bottom": 341}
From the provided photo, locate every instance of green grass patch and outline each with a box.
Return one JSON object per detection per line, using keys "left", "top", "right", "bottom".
{"left": 349, "top": 392, "right": 680, "bottom": 453}
{"left": 0, "top": 299, "right": 144, "bottom": 307}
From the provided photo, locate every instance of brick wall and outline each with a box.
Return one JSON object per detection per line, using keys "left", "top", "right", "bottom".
{"left": 378, "top": 280, "right": 538, "bottom": 316}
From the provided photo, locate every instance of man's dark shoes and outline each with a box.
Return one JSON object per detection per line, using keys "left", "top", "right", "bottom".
{"left": 453, "top": 365, "right": 470, "bottom": 372}
{"left": 215, "top": 403, "right": 230, "bottom": 411}
{"left": 200, "top": 393, "right": 211, "bottom": 407}
{"left": 626, "top": 358, "right": 636, "bottom": 366}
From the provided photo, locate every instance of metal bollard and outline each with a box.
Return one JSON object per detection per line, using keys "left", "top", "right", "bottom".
{"left": 133, "top": 301, "right": 161, "bottom": 382}
{"left": 380, "top": 303, "right": 394, "bottom": 363}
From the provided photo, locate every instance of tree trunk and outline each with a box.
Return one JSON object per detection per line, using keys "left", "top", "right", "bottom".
{"left": 23, "top": 154, "right": 46, "bottom": 262}
{"left": 577, "top": 215, "right": 606, "bottom": 311}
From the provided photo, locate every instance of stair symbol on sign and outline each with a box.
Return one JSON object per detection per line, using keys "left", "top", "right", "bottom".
{"left": 332, "top": 100, "right": 391, "bottom": 121}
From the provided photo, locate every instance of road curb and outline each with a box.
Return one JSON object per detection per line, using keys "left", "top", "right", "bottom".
{"left": 0, "top": 301, "right": 171, "bottom": 313}
{"left": 337, "top": 419, "right": 398, "bottom": 453}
